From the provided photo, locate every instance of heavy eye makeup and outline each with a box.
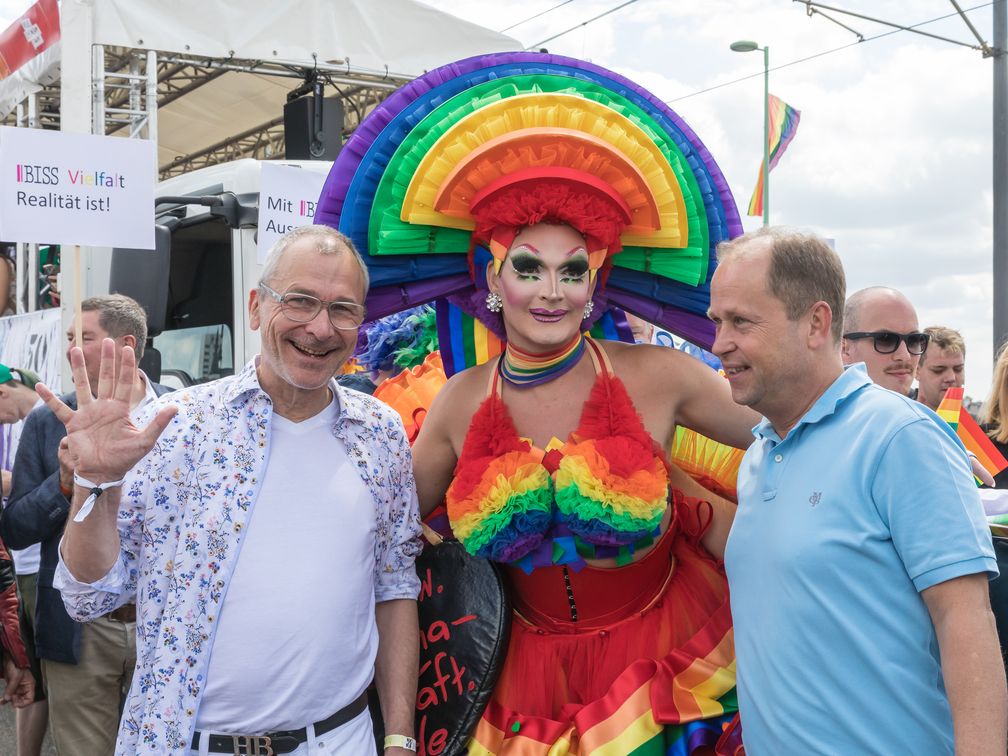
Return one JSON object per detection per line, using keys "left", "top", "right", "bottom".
{"left": 509, "top": 252, "right": 543, "bottom": 280}
{"left": 508, "top": 251, "right": 590, "bottom": 283}
{"left": 559, "top": 257, "right": 589, "bottom": 283}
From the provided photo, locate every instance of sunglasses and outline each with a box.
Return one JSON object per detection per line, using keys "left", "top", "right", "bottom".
{"left": 843, "top": 330, "right": 930, "bottom": 355}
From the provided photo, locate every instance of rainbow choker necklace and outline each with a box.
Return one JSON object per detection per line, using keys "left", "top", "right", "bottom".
{"left": 499, "top": 333, "right": 586, "bottom": 388}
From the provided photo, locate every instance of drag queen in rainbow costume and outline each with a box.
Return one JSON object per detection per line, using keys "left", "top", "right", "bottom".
{"left": 315, "top": 52, "right": 757, "bottom": 755}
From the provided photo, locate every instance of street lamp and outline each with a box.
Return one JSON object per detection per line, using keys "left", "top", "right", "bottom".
{"left": 730, "top": 39, "right": 770, "bottom": 227}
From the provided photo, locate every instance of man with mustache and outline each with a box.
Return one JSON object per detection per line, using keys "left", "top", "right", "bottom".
{"left": 842, "top": 287, "right": 925, "bottom": 396}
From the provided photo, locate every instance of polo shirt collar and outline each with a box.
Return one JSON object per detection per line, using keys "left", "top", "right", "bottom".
{"left": 753, "top": 363, "right": 872, "bottom": 442}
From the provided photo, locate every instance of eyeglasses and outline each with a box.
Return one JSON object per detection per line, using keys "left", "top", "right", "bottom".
{"left": 843, "top": 330, "right": 930, "bottom": 355}
{"left": 258, "top": 283, "right": 365, "bottom": 331}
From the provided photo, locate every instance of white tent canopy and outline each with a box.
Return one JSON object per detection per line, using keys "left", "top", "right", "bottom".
{"left": 1, "top": 0, "right": 522, "bottom": 171}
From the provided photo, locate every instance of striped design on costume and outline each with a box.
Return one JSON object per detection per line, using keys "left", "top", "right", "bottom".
{"left": 467, "top": 605, "right": 737, "bottom": 754}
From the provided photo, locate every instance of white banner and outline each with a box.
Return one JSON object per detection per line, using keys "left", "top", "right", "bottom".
{"left": 257, "top": 162, "right": 327, "bottom": 262}
{"left": 0, "top": 126, "right": 156, "bottom": 249}
{"left": 0, "top": 308, "right": 61, "bottom": 471}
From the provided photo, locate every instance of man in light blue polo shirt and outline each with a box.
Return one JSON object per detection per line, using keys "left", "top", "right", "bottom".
{"left": 708, "top": 227, "right": 1006, "bottom": 755}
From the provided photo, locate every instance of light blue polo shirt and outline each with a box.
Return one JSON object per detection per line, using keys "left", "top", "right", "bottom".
{"left": 725, "top": 363, "right": 997, "bottom": 755}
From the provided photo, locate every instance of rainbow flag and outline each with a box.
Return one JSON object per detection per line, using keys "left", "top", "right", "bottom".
{"left": 747, "top": 94, "right": 801, "bottom": 217}
{"left": 938, "top": 387, "right": 1008, "bottom": 481}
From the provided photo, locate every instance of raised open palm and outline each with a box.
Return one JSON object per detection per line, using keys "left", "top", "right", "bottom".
{"left": 36, "top": 338, "right": 177, "bottom": 485}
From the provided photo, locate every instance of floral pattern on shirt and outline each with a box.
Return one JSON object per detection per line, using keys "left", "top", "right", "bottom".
{"left": 54, "top": 359, "right": 422, "bottom": 755}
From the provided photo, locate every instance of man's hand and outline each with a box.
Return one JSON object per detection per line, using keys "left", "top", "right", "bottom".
{"left": 970, "top": 454, "right": 996, "bottom": 487}
{"left": 36, "top": 339, "right": 176, "bottom": 484}
{"left": 0, "top": 469, "right": 10, "bottom": 498}
{"left": 1, "top": 656, "right": 34, "bottom": 708}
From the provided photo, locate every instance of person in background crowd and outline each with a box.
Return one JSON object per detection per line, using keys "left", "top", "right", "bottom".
{"left": 0, "top": 534, "right": 34, "bottom": 709}
{"left": 1, "top": 295, "right": 169, "bottom": 756}
{"left": 917, "top": 326, "right": 966, "bottom": 412}
{"left": 842, "top": 286, "right": 924, "bottom": 396}
{"left": 0, "top": 363, "right": 49, "bottom": 756}
{"left": 983, "top": 342, "right": 1008, "bottom": 490}
{"left": 711, "top": 226, "right": 1005, "bottom": 754}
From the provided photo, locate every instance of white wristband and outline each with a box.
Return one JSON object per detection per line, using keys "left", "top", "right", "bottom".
{"left": 72, "top": 473, "right": 126, "bottom": 523}
{"left": 383, "top": 734, "right": 417, "bottom": 752}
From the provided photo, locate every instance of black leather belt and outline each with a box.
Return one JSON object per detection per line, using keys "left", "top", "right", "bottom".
{"left": 189, "top": 690, "right": 369, "bottom": 754}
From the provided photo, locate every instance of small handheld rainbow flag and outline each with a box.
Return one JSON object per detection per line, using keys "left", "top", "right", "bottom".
{"left": 937, "top": 387, "right": 1008, "bottom": 482}
{"left": 748, "top": 94, "right": 801, "bottom": 217}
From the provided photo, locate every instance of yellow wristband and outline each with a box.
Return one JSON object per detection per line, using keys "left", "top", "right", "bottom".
{"left": 384, "top": 734, "right": 417, "bottom": 752}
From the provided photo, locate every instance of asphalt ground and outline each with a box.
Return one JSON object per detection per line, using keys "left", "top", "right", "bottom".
{"left": 0, "top": 703, "right": 56, "bottom": 755}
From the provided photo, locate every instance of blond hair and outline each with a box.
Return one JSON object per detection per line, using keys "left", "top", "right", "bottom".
{"left": 984, "top": 341, "right": 1008, "bottom": 444}
{"left": 920, "top": 326, "right": 965, "bottom": 365}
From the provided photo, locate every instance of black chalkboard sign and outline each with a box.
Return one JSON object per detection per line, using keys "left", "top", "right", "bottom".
{"left": 414, "top": 540, "right": 511, "bottom": 756}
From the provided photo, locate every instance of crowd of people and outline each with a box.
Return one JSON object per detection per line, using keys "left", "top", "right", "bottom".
{"left": 0, "top": 52, "right": 1006, "bottom": 756}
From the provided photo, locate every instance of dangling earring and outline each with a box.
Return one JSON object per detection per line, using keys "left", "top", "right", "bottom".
{"left": 486, "top": 291, "right": 503, "bottom": 313}
{"left": 582, "top": 300, "right": 594, "bottom": 320}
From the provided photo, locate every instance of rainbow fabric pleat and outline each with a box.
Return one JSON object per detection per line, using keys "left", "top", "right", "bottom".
{"left": 446, "top": 353, "right": 671, "bottom": 572}
{"left": 315, "top": 53, "right": 744, "bottom": 348}
{"left": 468, "top": 607, "right": 737, "bottom": 754}
{"left": 747, "top": 94, "right": 801, "bottom": 217}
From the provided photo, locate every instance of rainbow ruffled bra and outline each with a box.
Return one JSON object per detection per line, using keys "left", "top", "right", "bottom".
{"left": 446, "top": 338, "right": 671, "bottom": 572}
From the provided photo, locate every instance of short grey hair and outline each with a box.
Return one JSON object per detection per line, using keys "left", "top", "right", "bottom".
{"left": 259, "top": 225, "right": 370, "bottom": 297}
{"left": 81, "top": 294, "right": 149, "bottom": 357}
{"left": 716, "top": 227, "right": 846, "bottom": 342}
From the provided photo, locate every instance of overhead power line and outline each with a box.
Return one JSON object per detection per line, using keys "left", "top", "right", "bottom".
{"left": 669, "top": 1, "right": 994, "bottom": 103}
{"left": 526, "top": 0, "right": 639, "bottom": 50}
{"left": 499, "top": 1, "right": 576, "bottom": 34}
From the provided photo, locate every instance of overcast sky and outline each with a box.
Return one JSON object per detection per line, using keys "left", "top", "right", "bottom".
{"left": 0, "top": 0, "right": 1000, "bottom": 398}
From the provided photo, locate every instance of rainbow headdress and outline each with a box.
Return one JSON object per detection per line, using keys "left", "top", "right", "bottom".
{"left": 314, "top": 52, "right": 742, "bottom": 354}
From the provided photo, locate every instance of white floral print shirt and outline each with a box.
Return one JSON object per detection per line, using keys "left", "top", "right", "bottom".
{"left": 54, "top": 359, "right": 422, "bottom": 754}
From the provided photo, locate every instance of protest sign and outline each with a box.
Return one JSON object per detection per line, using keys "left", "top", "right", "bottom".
{"left": 257, "top": 162, "right": 327, "bottom": 261}
{"left": 0, "top": 126, "right": 156, "bottom": 249}
{"left": 0, "top": 308, "right": 60, "bottom": 472}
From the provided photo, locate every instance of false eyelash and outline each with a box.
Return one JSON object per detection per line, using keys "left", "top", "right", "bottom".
{"left": 561, "top": 261, "right": 589, "bottom": 277}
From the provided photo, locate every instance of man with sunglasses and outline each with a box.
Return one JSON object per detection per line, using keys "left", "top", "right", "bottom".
{"left": 36, "top": 225, "right": 422, "bottom": 755}
{"left": 842, "top": 287, "right": 927, "bottom": 396}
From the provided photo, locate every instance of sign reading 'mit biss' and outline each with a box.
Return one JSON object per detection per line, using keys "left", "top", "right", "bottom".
{"left": 257, "top": 162, "right": 328, "bottom": 262}
{"left": 0, "top": 126, "right": 156, "bottom": 249}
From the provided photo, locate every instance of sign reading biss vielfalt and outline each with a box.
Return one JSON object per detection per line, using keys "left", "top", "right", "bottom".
{"left": 0, "top": 126, "right": 156, "bottom": 249}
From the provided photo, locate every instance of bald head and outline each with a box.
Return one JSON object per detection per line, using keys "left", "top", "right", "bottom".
{"left": 842, "top": 287, "right": 921, "bottom": 395}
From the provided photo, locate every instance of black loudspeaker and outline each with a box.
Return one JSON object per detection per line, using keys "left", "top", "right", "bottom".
{"left": 284, "top": 95, "right": 344, "bottom": 160}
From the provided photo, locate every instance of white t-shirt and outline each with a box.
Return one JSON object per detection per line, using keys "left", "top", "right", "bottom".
{"left": 195, "top": 395, "right": 378, "bottom": 751}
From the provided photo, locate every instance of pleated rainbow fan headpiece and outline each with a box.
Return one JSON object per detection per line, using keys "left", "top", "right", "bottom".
{"left": 314, "top": 52, "right": 742, "bottom": 368}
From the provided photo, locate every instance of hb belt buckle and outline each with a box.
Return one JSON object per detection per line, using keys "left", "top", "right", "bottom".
{"left": 231, "top": 735, "right": 273, "bottom": 756}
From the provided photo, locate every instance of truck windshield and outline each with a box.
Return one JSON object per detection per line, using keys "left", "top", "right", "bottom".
{"left": 153, "top": 323, "right": 234, "bottom": 389}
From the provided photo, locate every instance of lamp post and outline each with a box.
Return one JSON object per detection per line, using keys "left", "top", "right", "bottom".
{"left": 730, "top": 39, "right": 770, "bottom": 227}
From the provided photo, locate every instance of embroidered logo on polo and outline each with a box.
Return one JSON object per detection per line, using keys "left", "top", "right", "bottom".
{"left": 809, "top": 491, "right": 822, "bottom": 507}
